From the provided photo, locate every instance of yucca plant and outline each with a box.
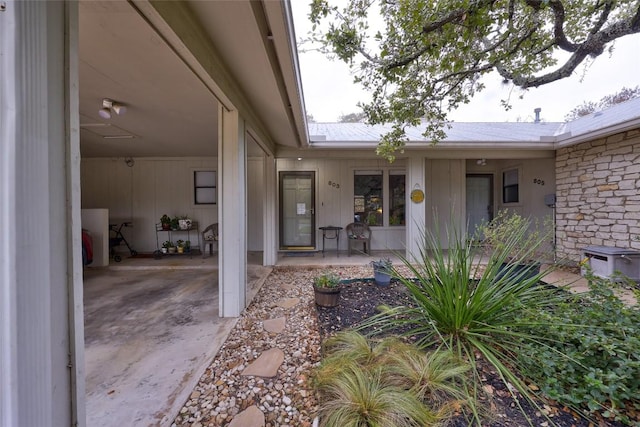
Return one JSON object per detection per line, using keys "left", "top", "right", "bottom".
{"left": 357, "top": 213, "right": 570, "bottom": 425}
{"left": 313, "top": 330, "right": 469, "bottom": 427}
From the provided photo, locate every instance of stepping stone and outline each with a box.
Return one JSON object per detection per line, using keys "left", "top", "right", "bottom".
{"left": 263, "top": 317, "right": 286, "bottom": 334}
{"left": 229, "top": 405, "right": 265, "bottom": 427}
{"left": 276, "top": 297, "right": 299, "bottom": 309}
{"left": 241, "top": 348, "right": 284, "bottom": 378}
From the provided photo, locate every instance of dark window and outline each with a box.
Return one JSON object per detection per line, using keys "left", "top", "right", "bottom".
{"left": 503, "top": 169, "right": 519, "bottom": 203}
{"left": 194, "top": 171, "right": 216, "bottom": 205}
{"left": 354, "top": 171, "right": 383, "bottom": 226}
{"left": 389, "top": 172, "right": 405, "bottom": 226}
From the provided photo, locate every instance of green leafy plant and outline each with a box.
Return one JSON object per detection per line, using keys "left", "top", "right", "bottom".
{"left": 515, "top": 271, "right": 640, "bottom": 425}
{"left": 162, "top": 240, "right": 173, "bottom": 249}
{"left": 358, "top": 217, "right": 567, "bottom": 425}
{"left": 479, "top": 209, "right": 552, "bottom": 265}
{"left": 170, "top": 217, "right": 179, "bottom": 230}
{"left": 176, "top": 239, "right": 185, "bottom": 248}
{"left": 314, "top": 271, "right": 340, "bottom": 289}
{"left": 312, "top": 330, "right": 469, "bottom": 427}
{"left": 160, "top": 214, "right": 171, "bottom": 225}
{"left": 370, "top": 258, "right": 392, "bottom": 273}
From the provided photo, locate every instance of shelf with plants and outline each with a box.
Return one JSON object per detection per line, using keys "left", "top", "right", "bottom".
{"left": 154, "top": 214, "right": 200, "bottom": 258}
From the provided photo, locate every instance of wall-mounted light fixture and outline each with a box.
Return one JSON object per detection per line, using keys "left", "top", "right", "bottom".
{"left": 476, "top": 158, "right": 487, "bottom": 166}
{"left": 99, "top": 98, "right": 127, "bottom": 119}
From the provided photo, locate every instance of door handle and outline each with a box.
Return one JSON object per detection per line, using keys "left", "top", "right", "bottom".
{"left": 309, "top": 208, "right": 315, "bottom": 215}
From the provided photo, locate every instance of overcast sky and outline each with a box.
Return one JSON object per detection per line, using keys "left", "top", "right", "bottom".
{"left": 291, "top": 2, "right": 640, "bottom": 123}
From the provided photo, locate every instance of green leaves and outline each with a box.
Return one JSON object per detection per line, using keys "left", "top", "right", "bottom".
{"left": 308, "top": 0, "right": 640, "bottom": 160}
{"left": 515, "top": 274, "right": 640, "bottom": 425}
{"left": 355, "top": 213, "right": 567, "bottom": 424}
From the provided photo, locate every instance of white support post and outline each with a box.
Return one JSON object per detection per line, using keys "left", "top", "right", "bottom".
{"left": 218, "top": 106, "right": 247, "bottom": 317}
{"left": 406, "top": 157, "right": 427, "bottom": 260}
{"left": 263, "top": 156, "right": 278, "bottom": 266}
{"left": 0, "top": 1, "right": 84, "bottom": 426}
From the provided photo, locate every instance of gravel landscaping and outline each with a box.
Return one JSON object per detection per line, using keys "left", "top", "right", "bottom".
{"left": 173, "top": 266, "right": 628, "bottom": 427}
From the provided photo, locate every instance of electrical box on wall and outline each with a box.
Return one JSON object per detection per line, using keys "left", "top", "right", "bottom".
{"left": 544, "top": 193, "right": 556, "bottom": 207}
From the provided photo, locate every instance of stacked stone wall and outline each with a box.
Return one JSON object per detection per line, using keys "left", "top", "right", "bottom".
{"left": 555, "top": 129, "right": 640, "bottom": 263}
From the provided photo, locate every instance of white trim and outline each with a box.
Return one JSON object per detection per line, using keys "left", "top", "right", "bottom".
{"left": 0, "top": 2, "right": 19, "bottom": 424}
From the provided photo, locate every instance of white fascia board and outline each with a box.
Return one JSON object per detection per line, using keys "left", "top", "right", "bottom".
{"left": 553, "top": 118, "right": 640, "bottom": 149}
{"left": 308, "top": 140, "right": 556, "bottom": 150}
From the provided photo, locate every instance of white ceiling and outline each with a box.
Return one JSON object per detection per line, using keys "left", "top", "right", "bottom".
{"left": 78, "top": 1, "right": 306, "bottom": 158}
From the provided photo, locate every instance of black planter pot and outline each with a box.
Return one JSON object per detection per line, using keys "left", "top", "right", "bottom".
{"left": 497, "top": 262, "right": 541, "bottom": 282}
{"left": 314, "top": 285, "right": 340, "bottom": 307}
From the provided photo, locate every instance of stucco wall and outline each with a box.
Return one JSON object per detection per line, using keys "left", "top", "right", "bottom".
{"left": 555, "top": 129, "right": 640, "bottom": 263}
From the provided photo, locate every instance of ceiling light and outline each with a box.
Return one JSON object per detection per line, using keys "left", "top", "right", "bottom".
{"left": 99, "top": 98, "right": 127, "bottom": 119}
{"left": 98, "top": 108, "right": 111, "bottom": 119}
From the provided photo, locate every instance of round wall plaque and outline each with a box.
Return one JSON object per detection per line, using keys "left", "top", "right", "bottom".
{"left": 410, "top": 189, "right": 424, "bottom": 203}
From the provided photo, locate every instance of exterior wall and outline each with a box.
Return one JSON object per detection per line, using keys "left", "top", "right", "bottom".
{"left": 81, "top": 156, "right": 267, "bottom": 255}
{"left": 247, "top": 157, "right": 265, "bottom": 251}
{"left": 556, "top": 129, "right": 640, "bottom": 262}
{"left": 277, "top": 158, "right": 407, "bottom": 252}
{"left": 81, "top": 157, "right": 218, "bottom": 254}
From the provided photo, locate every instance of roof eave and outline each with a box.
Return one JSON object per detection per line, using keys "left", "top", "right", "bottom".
{"left": 554, "top": 117, "right": 640, "bottom": 149}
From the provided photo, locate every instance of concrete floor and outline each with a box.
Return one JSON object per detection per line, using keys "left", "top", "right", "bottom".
{"left": 83, "top": 253, "right": 271, "bottom": 427}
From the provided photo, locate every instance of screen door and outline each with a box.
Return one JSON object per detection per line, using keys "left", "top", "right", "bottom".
{"left": 279, "top": 171, "right": 316, "bottom": 249}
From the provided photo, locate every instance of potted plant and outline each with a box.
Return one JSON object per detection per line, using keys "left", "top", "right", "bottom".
{"left": 184, "top": 240, "right": 191, "bottom": 253}
{"left": 166, "top": 241, "right": 177, "bottom": 254}
{"left": 160, "top": 214, "right": 171, "bottom": 231}
{"left": 170, "top": 217, "right": 180, "bottom": 230}
{"left": 479, "top": 210, "right": 550, "bottom": 281}
{"left": 176, "top": 239, "right": 185, "bottom": 254}
{"left": 161, "top": 240, "right": 171, "bottom": 254}
{"left": 313, "top": 271, "right": 341, "bottom": 307}
{"left": 371, "top": 258, "right": 393, "bottom": 286}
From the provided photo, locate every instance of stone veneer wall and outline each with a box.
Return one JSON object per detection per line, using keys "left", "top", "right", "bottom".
{"left": 555, "top": 128, "right": 640, "bottom": 263}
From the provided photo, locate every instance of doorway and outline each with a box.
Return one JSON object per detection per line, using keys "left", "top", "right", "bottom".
{"left": 279, "top": 171, "right": 316, "bottom": 249}
{"left": 466, "top": 174, "right": 494, "bottom": 237}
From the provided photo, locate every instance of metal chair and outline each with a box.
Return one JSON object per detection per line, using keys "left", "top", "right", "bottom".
{"left": 201, "top": 223, "right": 218, "bottom": 258}
{"left": 346, "top": 222, "right": 371, "bottom": 256}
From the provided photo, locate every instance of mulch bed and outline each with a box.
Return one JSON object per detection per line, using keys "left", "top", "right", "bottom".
{"left": 315, "top": 279, "right": 627, "bottom": 427}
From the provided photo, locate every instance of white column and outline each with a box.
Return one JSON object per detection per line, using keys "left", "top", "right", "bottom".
{"left": 406, "top": 157, "right": 427, "bottom": 260}
{"left": 1, "top": 1, "right": 84, "bottom": 426}
{"left": 263, "top": 156, "right": 278, "bottom": 265}
{"left": 218, "top": 106, "right": 247, "bottom": 317}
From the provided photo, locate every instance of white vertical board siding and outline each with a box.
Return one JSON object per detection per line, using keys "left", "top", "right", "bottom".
{"left": 81, "top": 157, "right": 217, "bottom": 252}
{"left": 247, "top": 158, "right": 264, "bottom": 251}
{"left": 426, "top": 159, "right": 466, "bottom": 248}
{"left": 276, "top": 158, "right": 407, "bottom": 252}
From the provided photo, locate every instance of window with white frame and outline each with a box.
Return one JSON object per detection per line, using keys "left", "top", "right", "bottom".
{"left": 194, "top": 170, "right": 216, "bottom": 205}
{"left": 354, "top": 169, "right": 406, "bottom": 226}
{"left": 502, "top": 168, "right": 519, "bottom": 204}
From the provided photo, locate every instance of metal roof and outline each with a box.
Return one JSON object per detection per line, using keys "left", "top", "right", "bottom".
{"left": 308, "top": 97, "right": 640, "bottom": 146}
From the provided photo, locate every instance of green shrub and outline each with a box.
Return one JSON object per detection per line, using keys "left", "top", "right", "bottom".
{"left": 515, "top": 273, "right": 640, "bottom": 425}
{"left": 358, "top": 214, "right": 569, "bottom": 425}
{"left": 312, "top": 330, "right": 469, "bottom": 427}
